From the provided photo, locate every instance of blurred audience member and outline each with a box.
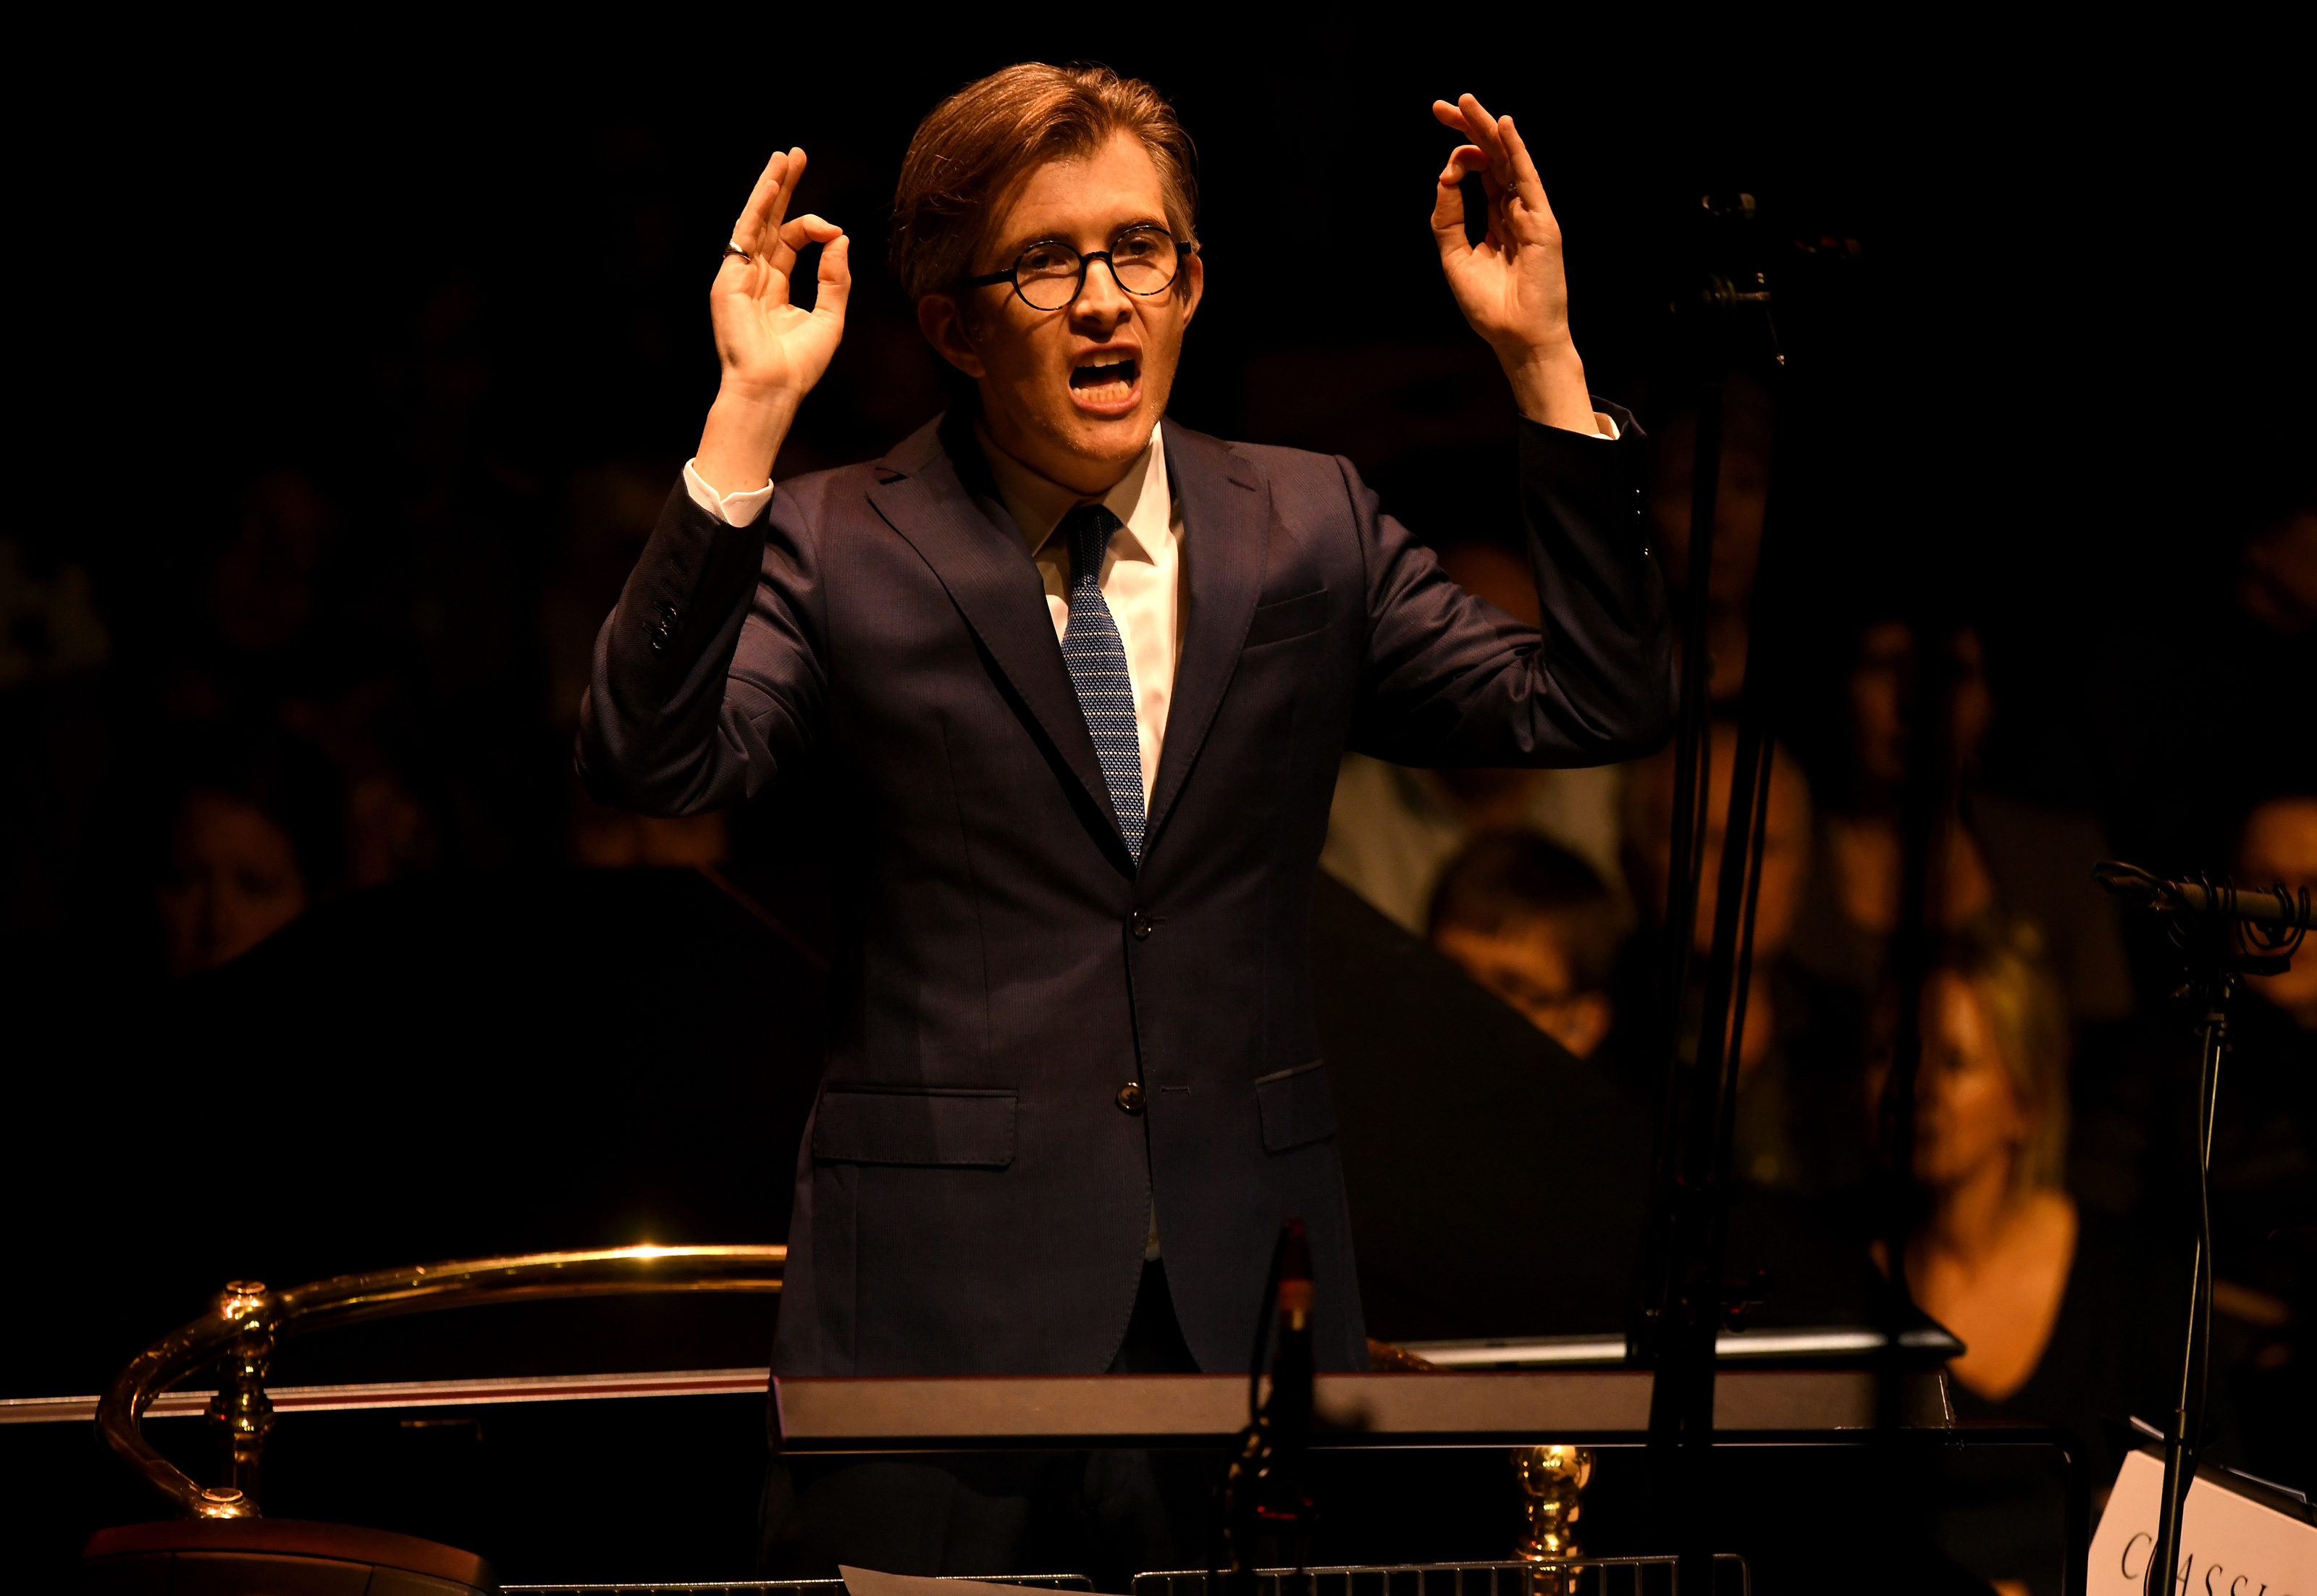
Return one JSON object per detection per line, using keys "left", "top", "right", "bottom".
{"left": 1644, "top": 369, "right": 1775, "bottom": 705}
{"left": 2124, "top": 483, "right": 2317, "bottom": 865}
{"left": 279, "top": 681, "right": 444, "bottom": 889}
{"left": 340, "top": 767, "right": 442, "bottom": 888}
{"left": 2200, "top": 794, "right": 2317, "bottom": 1484}
{"left": 1877, "top": 923, "right": 2177, "bottom": 1596}
{"left": 1618, "top": 721, "right": 1854, "bottom": 1190}
{"left": 2232, "top": 490, "right": 2317, "bottom": 639}
{"left": 1428, "top": 832, "right": 1625, "bottom": 1059}
{"left": 203, "top": 468, "right": 338, "bottom": 659}
{"left": 1790, "top": 616, "right": 2132, "bottom": 1030}
{"left": 154, "top": 728, "right": 343, "bottom": 978}
{"left": 1323, "top": 540, "right": 1623, "bottom": 933}
{"left": 163, "top": 469, "right": 344, "bottom": 731}
{"left": 1788, "top": 612, "right": 2148, "bottom": 1222}
{"left": 2238, "top": 794, "right": 2317, "bottom": 1029}
{"left": 568, "top": 776, "right": 731, "bottom": 870}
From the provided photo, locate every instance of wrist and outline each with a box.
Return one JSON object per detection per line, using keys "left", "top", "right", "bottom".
{"left": 1500, "top": 340, "right": 1594, "bottom": 433}
{"left": 711, "top": 377, "right": 804, "bottom": 437}
{"left": 696, "top": 382, "right": 802, "bottom": 495}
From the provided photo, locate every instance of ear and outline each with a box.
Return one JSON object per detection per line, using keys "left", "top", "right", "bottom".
{"left": 1177, "top": 248, "right": 1205, "bottom": 327}
{"left": 917, "top": 294, "right": 986, "bottom": 379}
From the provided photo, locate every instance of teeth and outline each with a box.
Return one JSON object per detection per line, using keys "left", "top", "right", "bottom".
{"left": 1071, "top": 357, "right": 1137, "bottom": 400}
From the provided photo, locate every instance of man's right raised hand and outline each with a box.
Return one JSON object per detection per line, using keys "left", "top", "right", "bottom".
{"left": 695, "top": 148, "right": 852, "bottom": 497}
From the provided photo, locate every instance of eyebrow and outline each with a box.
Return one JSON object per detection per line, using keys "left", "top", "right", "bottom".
{"left": 997, "top": 218, "right": 1173, "bottom": 257}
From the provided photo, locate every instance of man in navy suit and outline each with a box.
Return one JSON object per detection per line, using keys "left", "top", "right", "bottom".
{"left": 580, "top": 63, "right": 1672, "bottom": 1379}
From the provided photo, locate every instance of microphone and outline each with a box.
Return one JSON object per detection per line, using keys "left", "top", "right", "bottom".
{"left": 2093, "top": 861, "right": 2313, "bottom": 931}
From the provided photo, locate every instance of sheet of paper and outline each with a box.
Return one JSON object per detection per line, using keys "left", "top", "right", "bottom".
{"left": 2086, "top": 1450, "right": 2314, "bottom": 1594}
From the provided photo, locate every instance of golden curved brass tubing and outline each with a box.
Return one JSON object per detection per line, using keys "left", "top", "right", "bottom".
{"left": 96, "top": 1243, "right": 786, "bottom": 1519}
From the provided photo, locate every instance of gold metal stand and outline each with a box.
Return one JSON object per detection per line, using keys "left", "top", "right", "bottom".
{"left": 97, "top": 1243, "right": 785, "bottom": 1519}
{"left": 1513, "top": 1443, "right": 1594, "bottom": 1594}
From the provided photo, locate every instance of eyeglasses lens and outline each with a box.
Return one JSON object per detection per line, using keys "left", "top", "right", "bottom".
{"left": 1016, "top": 232, "right": 1179, "bottom": 311}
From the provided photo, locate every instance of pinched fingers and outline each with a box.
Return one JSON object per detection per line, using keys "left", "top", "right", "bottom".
{"left": 1436, "top": 94, "right": 1552, "bottom": 232}
{"left": 781, "top": 214, "right": 843, "bottom": 251}
{"left": 765, "top": 211, "right": 841, "bottom": 285}
{"left": 1457, "top": 95, "right": 1525, "bottom": 205}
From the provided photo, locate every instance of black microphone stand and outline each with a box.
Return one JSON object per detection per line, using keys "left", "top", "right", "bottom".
{"left": 2091, "top": 864, "right": 2311, "bottom": 1596}
{"left": 1631, "top": 193, "right": 1786, "bottom": 1593}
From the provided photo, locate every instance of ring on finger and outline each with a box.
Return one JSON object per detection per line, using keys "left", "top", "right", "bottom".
{"left": 722, "top": 241, "right": 752, "bottom": 263}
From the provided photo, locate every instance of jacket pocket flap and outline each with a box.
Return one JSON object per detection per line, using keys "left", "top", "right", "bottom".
{"left": 1243, "top": 588, "right": 1329, "bottom": 647}
{"left": 812, "top": 1088, "right": 1017, "bottom": 1168}
{"left": 1255, "top": 1061, "right": 1338, "bottom": 1152}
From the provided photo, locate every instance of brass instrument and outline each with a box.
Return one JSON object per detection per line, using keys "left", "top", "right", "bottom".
{"left": 96, "top": 1243, "right": 785, "bottom": 1519}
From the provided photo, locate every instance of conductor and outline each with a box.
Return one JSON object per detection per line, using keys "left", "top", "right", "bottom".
{"left": 580, "top": 63, "right": 1673, "bottom": 1378}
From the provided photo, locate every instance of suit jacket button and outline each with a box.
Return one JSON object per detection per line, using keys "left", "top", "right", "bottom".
{"left": 1130, "top": 912, "right": 1155, "bottom": 940}
{"left": 1116, "top": 1082, "right": 1146, "bottom": 1114}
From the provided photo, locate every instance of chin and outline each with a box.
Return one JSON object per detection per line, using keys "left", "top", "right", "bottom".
{"left": 1072, "top": 409, "right": 1156, "bottom": 455}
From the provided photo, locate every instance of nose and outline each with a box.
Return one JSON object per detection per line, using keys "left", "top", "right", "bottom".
{"left": 1069, "top": 256, "right": 1132, "bottom": 332}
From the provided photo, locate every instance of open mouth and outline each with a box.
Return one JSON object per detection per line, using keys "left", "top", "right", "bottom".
{"left": 1069, "top": 356, "right": 1139, "bottom": 407}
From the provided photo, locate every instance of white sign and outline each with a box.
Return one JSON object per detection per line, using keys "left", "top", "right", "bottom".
{"left": 2088, "top": 1449, "right": 2314, "bottom": 1595}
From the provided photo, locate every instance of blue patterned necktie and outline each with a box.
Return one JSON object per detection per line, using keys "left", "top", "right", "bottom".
{"left": 1059, "top": 503, "right": 1145, "bottom": 863}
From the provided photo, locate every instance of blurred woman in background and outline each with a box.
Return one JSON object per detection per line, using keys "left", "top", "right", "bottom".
{"left": 1879, "top": 923, "right": 2179, "bottom": 1596}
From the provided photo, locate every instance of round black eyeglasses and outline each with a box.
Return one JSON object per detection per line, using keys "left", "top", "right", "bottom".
{"left": 963, "top": 227, "right": 1193, "bottom": 312}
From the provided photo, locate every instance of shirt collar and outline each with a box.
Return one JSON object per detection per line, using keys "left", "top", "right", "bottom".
{"left": 976, "top": 419, "right": 1171, "bottom": 563}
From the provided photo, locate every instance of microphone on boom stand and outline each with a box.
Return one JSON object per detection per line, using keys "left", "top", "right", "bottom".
{"left": 2091, "top": 860, "right": 2310, "bottom": 1595}
{"left": 2093, "top": 861, "right": 2315, "bottom": 938}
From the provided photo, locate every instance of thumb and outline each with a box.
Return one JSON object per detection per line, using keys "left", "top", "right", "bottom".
{"left": 814, "top": 232, "right": 852, "bottom": 326}
{"left": 1429, "top": 164, "right": 1473, "bottom": 266}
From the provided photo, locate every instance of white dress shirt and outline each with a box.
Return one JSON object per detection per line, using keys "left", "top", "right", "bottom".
{"left": 681, "top": 411, "right": 1617, "bottom": 810}
{"left": 975, "top": 420, "right": 1178, "bottom": 807}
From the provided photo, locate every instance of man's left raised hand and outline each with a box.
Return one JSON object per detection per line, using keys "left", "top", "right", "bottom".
{"left": 1429, "top": 94, "right": 1597, "bottom": 434}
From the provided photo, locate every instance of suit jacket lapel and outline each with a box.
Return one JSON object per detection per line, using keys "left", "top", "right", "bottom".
{"left": 865, "top": 414, "right": 1119, "bottom": 839}
{"left": 1148, "top": 421, "right": 1271, "bottom": 846}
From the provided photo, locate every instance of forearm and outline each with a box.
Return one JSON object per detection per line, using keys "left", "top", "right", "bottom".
{"left": 1511, "top": 408, "right": 1674, "bottom": 756}
{"left": 1351, "top": 409, "right": 1670, "bottom": 768}
{"left": 1500, "top": 338, "right": 1600, "bottom": 436}
{"left": 694, "top": 381, "right": 804, "bottom": 497}
{"left": 576, "top": 484, "right": 783, "bottom": 813}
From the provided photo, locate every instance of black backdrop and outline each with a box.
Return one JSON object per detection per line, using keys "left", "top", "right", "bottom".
{"left": 7, "top": 20, "right": 2312, "bottom": 1588}
{"left": 21, "top": 22, "right": 2313, "bottom": 857}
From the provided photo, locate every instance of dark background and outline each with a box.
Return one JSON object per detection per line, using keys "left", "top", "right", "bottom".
{"left": 12, "top": 28, "right": 2311, "bottom": 935}
{"left": 6, "top": 22, "right": 2311, "bottom": 1589}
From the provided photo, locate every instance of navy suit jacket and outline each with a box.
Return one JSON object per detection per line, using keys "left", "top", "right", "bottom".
{"left": 578, "top": 404, "right": 1673, "bottom": 1376}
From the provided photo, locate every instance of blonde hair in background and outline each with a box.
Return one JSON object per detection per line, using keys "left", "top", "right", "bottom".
{"left": 1938, "top": 919, "right": 2072, "bottom": 1193}
{"left": 889, "top": 62, "right": 1199, "bottom": 306}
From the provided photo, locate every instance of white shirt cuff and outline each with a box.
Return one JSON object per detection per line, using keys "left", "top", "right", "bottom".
{"left": 684, "top": 459, "right": 775, "bottom": 525}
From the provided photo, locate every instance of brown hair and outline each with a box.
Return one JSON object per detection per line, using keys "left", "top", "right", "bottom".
{"left": 1428, "top": 831, "right": 1628, "bottom": 993}
{"left": 888, "top": 62, "right": 1198, "bottom": 305}
{"left": 1933, "top": 920, "right": 2072, "bottom": 1193}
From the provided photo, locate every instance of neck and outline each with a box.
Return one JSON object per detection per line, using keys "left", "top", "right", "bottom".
{"left": 1922, "top": 1154, "right": 2023, "bottom": 1268}
{"left": 977, "top": 411, "right": 1141, "bottom": 499}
